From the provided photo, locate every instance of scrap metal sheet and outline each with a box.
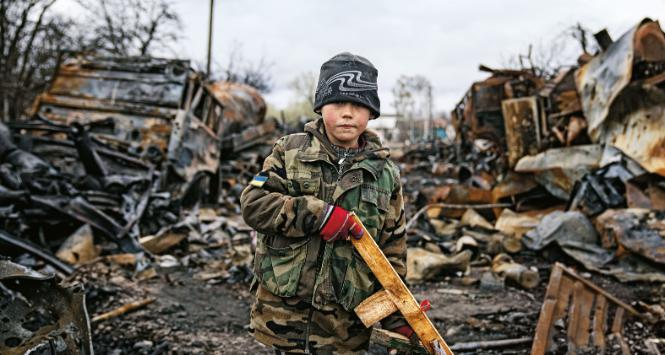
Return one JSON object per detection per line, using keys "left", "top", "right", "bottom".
{"left": 575, "top": 20, "right": 641, "bottom": 138}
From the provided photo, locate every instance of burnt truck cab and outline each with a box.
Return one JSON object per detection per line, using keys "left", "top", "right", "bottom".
{"left": 26, "top": 54, "right": 252, "bottom": 204}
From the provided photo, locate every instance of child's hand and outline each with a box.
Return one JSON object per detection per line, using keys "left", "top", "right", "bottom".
{"left": 319, "top": 206, "right": 363, "bottom": 242}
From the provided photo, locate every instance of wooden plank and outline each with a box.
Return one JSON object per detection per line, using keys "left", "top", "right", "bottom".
{"left": 592, "top": 295, "right": 608, "bottom": 350}
{"left": 531, "top": 265, "right": 563, "bottom": 355}
{"left": 355, "top": 290, "right": 399, "bottom": 327}
{"left": 552, "top": 275, "right": 574, "bottom": 322}
{"left": 530, "top": 299, "right": 557, "bottom": 355}
{"left": 612, "top": 307, "right": 625, "bottom": 334}
{"left": 567, "top": 281, "right": 584, "bottom": 352}
{"left": 573, "top": 286, "right": 595, "bottom": 347}
{"left": 547, "top": 273, "right": 574, "bottom": 352}
{"left": 350, "top": 214, "right": 453, "bottom": 355}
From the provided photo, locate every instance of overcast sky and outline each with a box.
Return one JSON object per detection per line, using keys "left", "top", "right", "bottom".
{"left": 55, "top": 0, "right": 665, "bottom": 114}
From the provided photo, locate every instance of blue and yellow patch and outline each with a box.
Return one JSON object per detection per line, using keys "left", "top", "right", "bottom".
{"left": 250, "top": 175, "right": 268, "bottom": 187}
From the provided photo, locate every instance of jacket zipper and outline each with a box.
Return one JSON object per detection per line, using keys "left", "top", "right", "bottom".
{"left": 304, "top": 152, "right": 350, "bottom": 353}
{"left": 336, "top": 151, "right": 351, "bottom": 184}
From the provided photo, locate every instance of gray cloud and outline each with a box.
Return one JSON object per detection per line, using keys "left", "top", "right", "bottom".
{"left": 54, "top": 0, "right": 665, "bottom": 114}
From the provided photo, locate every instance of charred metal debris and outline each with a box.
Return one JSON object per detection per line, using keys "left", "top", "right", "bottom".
{"left": 0, "top": 52, "right": 278, "bottom": 353}
{"left": 0, "top": 53, "right": 278, "bottom": 267}
{"left": 394, "top": 18, "right": 665, "bottom": 354}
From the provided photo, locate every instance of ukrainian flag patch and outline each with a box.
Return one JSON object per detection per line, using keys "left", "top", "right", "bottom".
{"left": 250, "top": 175, "right": 268, "bottom": 187}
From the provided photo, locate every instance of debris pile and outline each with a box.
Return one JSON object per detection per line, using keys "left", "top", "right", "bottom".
{"left": 396, "top": 18, "right": 665, "bottom": 354}
{"left": 0, "top": 53, "right": 278, "bottom": 353}
{"left": 0, "top": 53, "right": 278, "bottom": 270}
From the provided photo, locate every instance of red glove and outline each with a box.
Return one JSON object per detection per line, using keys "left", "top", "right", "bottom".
{"left": 320, "top": 206, "right": 363, "bottom": 242}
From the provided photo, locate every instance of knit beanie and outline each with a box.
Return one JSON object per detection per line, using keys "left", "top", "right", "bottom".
{"left": 313, "top": 52, "right": 380, "bottom": 118}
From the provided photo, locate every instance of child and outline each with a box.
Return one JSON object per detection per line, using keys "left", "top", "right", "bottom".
{"left": 241, "top": 52, "right": 411, "bottom": 354}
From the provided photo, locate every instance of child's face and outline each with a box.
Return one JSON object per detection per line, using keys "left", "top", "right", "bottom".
{"left": 321, "top": 102, "right": 371, "bottom": 148}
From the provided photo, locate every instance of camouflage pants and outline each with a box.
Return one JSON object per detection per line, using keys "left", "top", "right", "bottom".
{"left": 250, "top": 285, "right": 371, "bottom": 354}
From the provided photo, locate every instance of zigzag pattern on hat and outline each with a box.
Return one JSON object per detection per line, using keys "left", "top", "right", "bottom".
{"left": 325, "top": 70, "right": 378, "bottom": 92}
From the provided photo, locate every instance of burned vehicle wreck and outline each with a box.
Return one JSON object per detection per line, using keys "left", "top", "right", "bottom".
{"left": 1, "top": 53, "right": 273, "bottom": 259}
{"left": 26, "top": 54, "right": 223, "bottom": 203}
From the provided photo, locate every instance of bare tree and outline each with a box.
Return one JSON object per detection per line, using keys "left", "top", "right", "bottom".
{"left": 0, "top": 0, "right": 185, "bottom": 121}
{"left": 566, "top": 22, "right": 597, "bottom": 55}
{"left": 288, "top": 71, "right": 317, "bottom": 110}
{"left": 516, "top": 41, "right": 564, "bottom": 78}
{"left": 0, "top": 0, "right": 78, "bottom": 121}
{"left": 239, "top": 57, "right": 273, "bottom": 93}
{"left": 215, "top": 43, "right": 273, "bottom": 93}
{"left": 79, "top": 0, "right": 182, "bottom": 56}
{"left": 392, "top": 77, "right": 415, "bottom": 120}
{"left": 505, "top": 22, "right": 599, "bottom": 79}
{"left": 392, "top": 75, "right": 432, "bottom": 119}
{"left": 392, "top": 75, "right": 434, "bottom": 141}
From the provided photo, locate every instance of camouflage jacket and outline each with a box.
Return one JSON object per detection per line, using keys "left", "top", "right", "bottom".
{"left": 241, "top": 119, "right": 407, "bottom": 313}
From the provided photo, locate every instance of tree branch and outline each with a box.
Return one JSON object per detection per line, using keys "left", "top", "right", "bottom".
{"left": 18, "top": 0, "right": 56, "bottom": 84}
{"left": 6, "top": 0, "right": 39, "bottom": 70}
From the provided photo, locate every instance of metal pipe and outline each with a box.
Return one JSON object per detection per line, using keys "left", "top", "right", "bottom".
{"left": 0, "top": 230, "right": 74, "bottom": 275}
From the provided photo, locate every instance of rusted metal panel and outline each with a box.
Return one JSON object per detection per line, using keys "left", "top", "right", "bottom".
{"left": 33, "top": 54, "right": 190, "bottom": 117}
{"left": 576, "top": 19, "right": 665, "bottom": 176}
{"left": 166, "top": 109, "right": 220, "bottom": 184}
{"left": 470, "top": 81, "right": 507, "bottom": 144}
{"left": 0, "top": 260, "right": 93, "bottom": 354}
{"left": 501, "top": 96, "right": 541, "bottom": 168}
{"left": 514, "top": 144, "right": 604, "bottom": 200}
{"left": 597, "top": 84, "right": 665, "bottom": 175}
{"left": 473, "top": 80, "right": 505, "bottom": 112}
{"left": 35, "top": 93, "right": 179, "bottom": 119}
{"left": 30, "top": 54, "right": 192, "bottom": 160}
{"left": 595, "top": 209, "right": 665, "bottom": 265}
{"left": 575, "top": 21, "right": 641, "bottom": 138}
{"left": 62, "top": 54, "right": 190, "bottom": 74}
{"left": 28, "top": 53, "right": 227, "bottom": 201}
{"left": 222, "top": 119, "right": 278, "bottom": 153}
{"left": 57, "top": 66, "right": 188, "bottom": 86}
{"left": 452, "top": 67, "right": 544, "bottom": 153}
{"left": 49, "top": 73, "right": 185, "bottom": 107}
{"left": 205, "top": 81, "right": 267, "bottom": 136}
{"left": 36, "top": 102, "right": 174, "bottom": 153}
